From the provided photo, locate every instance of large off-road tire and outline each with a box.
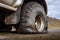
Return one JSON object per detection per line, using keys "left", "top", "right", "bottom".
{"left": 0, "top": 12, "right": 12, "bottom": 32}
{"left": 17, "top": 2, "right": 47, "bottom": 33}
{"left": 0, "top": 22, "right": 12, "bottom": 32}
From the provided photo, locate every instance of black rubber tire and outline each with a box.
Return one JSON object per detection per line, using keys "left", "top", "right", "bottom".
{"left": 4, "top": 25, "right": 12, "bottom": 32}
{"left": 17, "top": 2, "right": 47, "bottom": 33}
{"left": 0, "top": 12, "right": 12, "bottom": 32}
{"left": 0, "top": 22, "right": 12, "bottom": 32}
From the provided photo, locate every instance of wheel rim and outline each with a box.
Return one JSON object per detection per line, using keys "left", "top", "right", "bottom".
{"left": 35, "top": 14, "right": 44, "bottom": 32}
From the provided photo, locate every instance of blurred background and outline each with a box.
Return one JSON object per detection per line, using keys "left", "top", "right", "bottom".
{"left": 46, "top": 0, "right": 60, "bottom": 19}
{"left": 46, "top": 0, "right": 60, "bottom": 28}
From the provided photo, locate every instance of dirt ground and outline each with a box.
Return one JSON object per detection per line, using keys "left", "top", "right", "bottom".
{"left": 0, "top": 28, "right": 60, "bottom": 40}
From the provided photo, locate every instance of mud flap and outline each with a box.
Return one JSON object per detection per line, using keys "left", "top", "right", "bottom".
{"left": 4, "top": 6, "right": 21, "bottom": 25}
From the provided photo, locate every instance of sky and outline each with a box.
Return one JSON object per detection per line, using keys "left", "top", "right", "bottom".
{"left": 46, "top": 0, "right": 60, "bottom": 19}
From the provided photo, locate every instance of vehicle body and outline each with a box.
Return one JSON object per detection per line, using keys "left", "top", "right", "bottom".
{"left": 0, "top": 0, "right": 48, "bottom": 33}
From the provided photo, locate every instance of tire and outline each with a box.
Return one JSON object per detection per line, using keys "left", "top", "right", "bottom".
{"left": 0, "top": 22, "right": 12, "bottom": 32}
{"left": 17, "top": 2, "right": 47, "bottom": 33}
{"left": 0, "top": 12, "right": 12, "bottom": 32}
{"left": 4, "top": 25, "right": 12, "bottom": 32}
